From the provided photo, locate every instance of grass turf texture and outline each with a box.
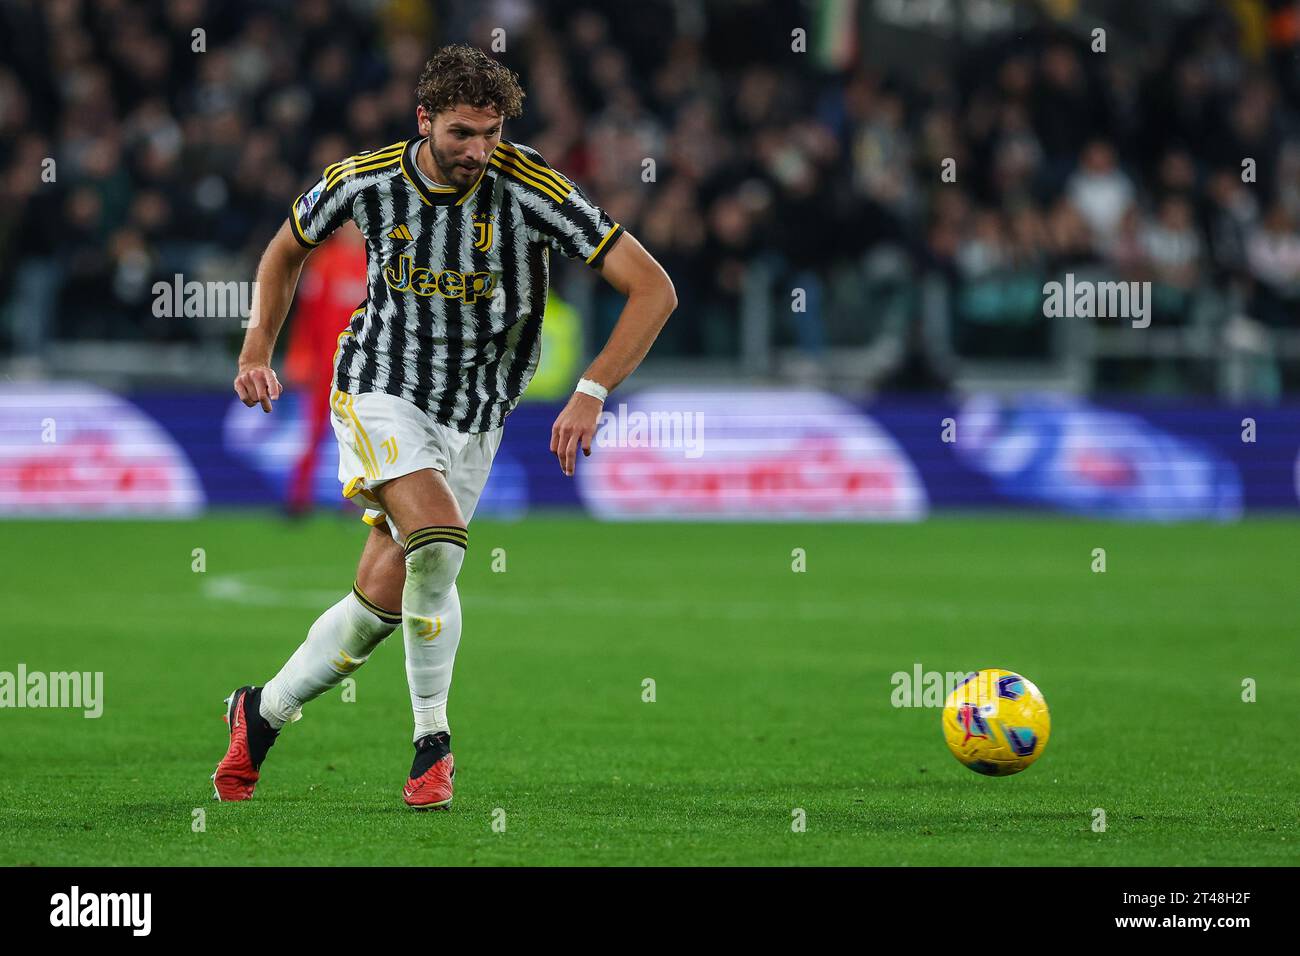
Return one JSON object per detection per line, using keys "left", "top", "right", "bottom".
{"left": 0, "top": 514, "right": 1295, "bottom": 866}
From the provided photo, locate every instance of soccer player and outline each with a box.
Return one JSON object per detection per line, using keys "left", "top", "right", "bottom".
{"left": 213, "top": 45, "right": 676, "bottom": 809}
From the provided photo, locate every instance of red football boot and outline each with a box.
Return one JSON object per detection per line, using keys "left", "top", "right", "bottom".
{"left": 402, "top": 732, "right": 455, "bottom": 810}
{"left": 212, "top": 686, "right": 280, "bottom": 801}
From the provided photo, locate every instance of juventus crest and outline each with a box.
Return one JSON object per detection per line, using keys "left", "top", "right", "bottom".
{"left": 472, "top": 215, "right": 495, "bottom": 252}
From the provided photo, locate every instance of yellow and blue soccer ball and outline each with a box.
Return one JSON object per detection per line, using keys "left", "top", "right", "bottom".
{"left": 942, "top": 669, "right": 1050, "bottom": 776}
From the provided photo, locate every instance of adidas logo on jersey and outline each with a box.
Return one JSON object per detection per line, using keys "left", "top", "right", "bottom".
{"left": 386, "top": 224, "right": 414, "bottom": 242}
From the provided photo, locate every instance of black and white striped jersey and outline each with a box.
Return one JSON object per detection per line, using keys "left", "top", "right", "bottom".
{"left": 288, "top": 136, "right": 624, "bottom": 433}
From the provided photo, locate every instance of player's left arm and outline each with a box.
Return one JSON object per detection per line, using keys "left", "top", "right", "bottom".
{"left": 550, "top": 231, "right": 677, "bottom": 476}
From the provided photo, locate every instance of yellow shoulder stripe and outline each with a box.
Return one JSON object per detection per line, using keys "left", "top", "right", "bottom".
{"left": 489, "top": 155, "right": 570, "bottom": 203}
{"left": 326, "top": 151, "right": 404, "bottom": 191}
{"left": 495, "top": 144, "right": 573, "bottom": 197}
{"left": 324, "top": 141, "right": 405, "bottom": 181}
{"left": 495, "top": 143, "right": 566, "bottom": 183}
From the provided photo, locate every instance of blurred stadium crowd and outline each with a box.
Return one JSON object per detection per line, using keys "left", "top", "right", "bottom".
{"left": 1, "top": 0, "right": 1298, "bottom": 395}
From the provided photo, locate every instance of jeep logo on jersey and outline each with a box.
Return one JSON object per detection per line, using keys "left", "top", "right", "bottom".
{"left": 383, "top": 253, "right": 496, "bottom": 303}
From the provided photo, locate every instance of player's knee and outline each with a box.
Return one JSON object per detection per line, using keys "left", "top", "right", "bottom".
{"left": 403, "top": 526, "right": 467, "bottom": 600}
{"left": 355, "top": 523, "right": 407, "bottom": 609}
{"left": 355, "top": 560, "right": 404, "bottom": 613}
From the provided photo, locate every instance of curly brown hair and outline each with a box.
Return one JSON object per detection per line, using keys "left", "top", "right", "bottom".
{"left": 414, "top": 44, "right": 525, "bottom": 119}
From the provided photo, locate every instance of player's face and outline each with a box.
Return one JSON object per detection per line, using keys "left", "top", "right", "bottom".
{"left": 422, "top": 105, "right": 502, "bottom": 187}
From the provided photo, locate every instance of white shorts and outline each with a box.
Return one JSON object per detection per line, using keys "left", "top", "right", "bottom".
{"left": 329, "top": 388, "right": 503, "bottom": 542}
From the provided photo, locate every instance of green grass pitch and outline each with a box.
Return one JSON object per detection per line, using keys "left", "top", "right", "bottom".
{"left": 0, "top": 514, "right": 1295, "bottom": 866}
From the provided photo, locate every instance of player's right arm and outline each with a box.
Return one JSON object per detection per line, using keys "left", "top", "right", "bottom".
{"left": 234, "top": 220, "right": 314, "bottom": 412}
{"left": 235, "top": 152, "right": 369, "bottom": 411}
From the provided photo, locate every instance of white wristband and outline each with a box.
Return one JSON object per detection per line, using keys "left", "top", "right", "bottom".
{"left": 575, "top": 378, "right": 608, "bottom": 403}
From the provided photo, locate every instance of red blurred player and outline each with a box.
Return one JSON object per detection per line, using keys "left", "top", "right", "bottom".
{"left": 282, "top": 222, "right": 367, "bottom": 513}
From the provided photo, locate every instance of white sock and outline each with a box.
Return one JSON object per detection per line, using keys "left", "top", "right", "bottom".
{"left": 401, "top": 527, "right": 467, "bottom": 742}
{"left": 260, "top": 587, "right": 399, "bottom": 729}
